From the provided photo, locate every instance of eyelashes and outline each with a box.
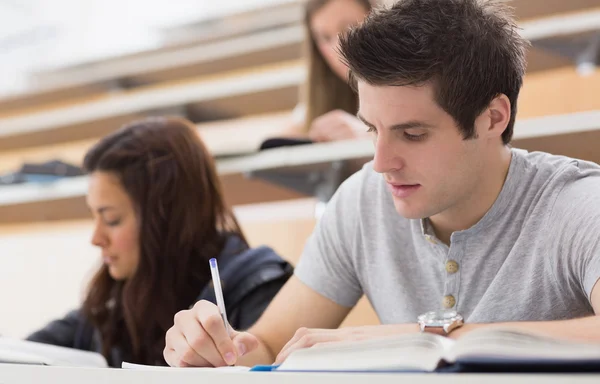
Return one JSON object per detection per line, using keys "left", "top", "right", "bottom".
{"left": 403, "top": 132, "right": 427, "bottom": 142}
{"left": 366, "top": 127, "right": 427, "bottom": 142}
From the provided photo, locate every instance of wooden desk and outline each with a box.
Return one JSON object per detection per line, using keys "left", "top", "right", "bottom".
{"left": 0, "top": 112, "right": 292, "bottom": 175}
{"left": 522, "top": 7, "right": 600, "bottom": 72}
{"left": 2, "top": 3, "right": 597, "bottom": 115}
{"left": 0, "top": 110, "right": 598, "bottom": 224}
{"left": 512, "top": 110, "right": 600, "bottom": 163}
{"left": 0, "top": 61, "right": 304, "bottom": 151}
{"left": 0, "top": 138, "right": 370, "bottom": 224}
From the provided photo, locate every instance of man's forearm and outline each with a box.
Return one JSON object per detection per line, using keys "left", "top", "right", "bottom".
{"left": 451, "top": 316, "right": 600, "bottom": 342}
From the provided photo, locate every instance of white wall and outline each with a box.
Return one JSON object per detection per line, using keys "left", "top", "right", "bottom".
{"left": 0, "top": 198, "right": 318, "bottom": 339}
{"left": 0, "top": 0, "right": 297, "bottom": 97}
{"left": 0, "top": 222, "right": 99, "bottom": 338}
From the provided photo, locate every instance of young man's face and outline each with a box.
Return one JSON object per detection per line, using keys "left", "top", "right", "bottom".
{"left": 357, "top": 81, "right": 490, "bottom": 220}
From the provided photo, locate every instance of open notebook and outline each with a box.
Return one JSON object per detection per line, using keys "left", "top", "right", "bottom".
{"left": 272, "top": 328, "right": 600, "bottom": 373}
{"left": 0, "top": 337, "right": 107, "bottom": 367}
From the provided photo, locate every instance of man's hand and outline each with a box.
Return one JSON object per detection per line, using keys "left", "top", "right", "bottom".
{"left": 274, "top": 324, "right": 419, "bottom": 364}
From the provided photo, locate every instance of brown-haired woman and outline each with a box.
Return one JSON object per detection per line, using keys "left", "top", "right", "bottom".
{"left": 27, "top": 117, "right": 292, "bottom": 367}
{"left": 286, "top": 0, "right": 375, "bottom": 142}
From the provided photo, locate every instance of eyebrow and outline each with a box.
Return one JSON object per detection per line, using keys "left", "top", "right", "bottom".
{"left": 97, "top": 206, "right": 116, "bottom": 214}
{"left": 356, "top": 113, "right": 434, "bottom": 131}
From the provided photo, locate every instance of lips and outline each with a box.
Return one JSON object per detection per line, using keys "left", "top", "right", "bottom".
{"left": 387, "top": 183, "right": 421, "bottom": 198}
{"left": 103, "top": 255, "right": 117, "bottom": 265}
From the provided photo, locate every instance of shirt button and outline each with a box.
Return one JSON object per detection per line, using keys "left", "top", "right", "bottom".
{"left": 443, "top": 295, "right": 456, "bottom": 309}
{"left": 446, "top": 260, "right": 459, "bottom": 274}
{"left": 425, "top": 235, "right": 437, "bottom": 244}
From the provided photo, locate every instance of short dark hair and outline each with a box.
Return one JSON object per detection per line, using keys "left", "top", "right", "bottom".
{"left": 339, "top": 0, "right": 528, "bottom": 144}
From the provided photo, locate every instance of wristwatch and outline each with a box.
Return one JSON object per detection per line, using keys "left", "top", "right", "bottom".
{"left": 418, "top": 310, "right": 464, "bottom": 336}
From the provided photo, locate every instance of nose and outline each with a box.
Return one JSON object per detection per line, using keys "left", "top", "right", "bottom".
{"left": 90, "top": 223, "right": 107, "bottom": 248}
{"left": 372, "top": 133, "right": 403, "bottom": 174}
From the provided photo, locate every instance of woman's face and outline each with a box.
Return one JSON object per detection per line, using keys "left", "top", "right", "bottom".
{"left": 87, "top": 171, "right": 140, "bottom": 281}
{"left": 310, "top": 0, "right": 370, "bottom": 80}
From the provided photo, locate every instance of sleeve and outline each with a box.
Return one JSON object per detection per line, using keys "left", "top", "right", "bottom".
{"left": 231, "top": 278, "right": 290, "bottom": 331}
{"left": 293, "top": 170, "right": 364, "bottom": 308}
{"left": 550, "top": 169, "right": 600, "bottom": 303}
{"left": 26, "top": 309, "right": 85, "bottom": 348}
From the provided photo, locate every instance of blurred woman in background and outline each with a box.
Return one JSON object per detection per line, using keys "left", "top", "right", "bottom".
{"left": 287, "top": 0, "right": 375, "bottom": 142}
{"left": 27, "top": 117, "right": 292, "bottom": 367}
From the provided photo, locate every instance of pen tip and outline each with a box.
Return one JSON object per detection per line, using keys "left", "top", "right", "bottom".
{"left": 209, "top": 258, "right": 217, "bottom": 268}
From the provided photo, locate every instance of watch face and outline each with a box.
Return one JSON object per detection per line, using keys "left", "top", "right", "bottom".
{"left": 418, "top": 310, "right": 461, "bottom": 326}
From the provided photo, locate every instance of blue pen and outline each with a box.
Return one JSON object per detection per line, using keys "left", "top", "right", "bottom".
{"left": 209, "top": 258, "right": 232, "bottom": 336}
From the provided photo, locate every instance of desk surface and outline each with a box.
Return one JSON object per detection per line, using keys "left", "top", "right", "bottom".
{"left": 0, "top": 138, "right": 373, "bottom": 222}
{"left": 0, "top": 139, "right": 373, "bottom": 208}
{"left": 217, "top": 139, "right": 374, "bottom": 175}
{"left": 512, "top": 109, "right": 600, "bottom": 139}
{"left": 520, "top": 7, "right": 600, "bottom": 40}
{"left": 0, "top": 364, "right": 598, "bottom": 384}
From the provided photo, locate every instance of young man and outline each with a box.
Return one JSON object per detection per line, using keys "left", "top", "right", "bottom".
{"left": 164, "top": 0, "right": 600, "bottom": 368}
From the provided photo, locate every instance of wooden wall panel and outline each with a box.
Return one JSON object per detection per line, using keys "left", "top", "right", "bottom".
{"left": 519, "top": 67, "right": 600, "bottom": 118}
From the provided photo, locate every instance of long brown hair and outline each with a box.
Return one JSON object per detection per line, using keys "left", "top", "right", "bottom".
{"left": 82, "top": 116, "right": 248, "bottom": 365}
{"left": 302, "top": 0, "right": 373, "bottom": 133}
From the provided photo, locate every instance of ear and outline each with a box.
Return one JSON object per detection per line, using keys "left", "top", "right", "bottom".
{"left": 475, "top": 94, "right": 511, "bottom": 141}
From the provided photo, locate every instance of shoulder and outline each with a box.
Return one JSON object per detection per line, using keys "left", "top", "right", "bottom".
{"left": 198, "top": 236, "right": 292, "bottom": 307}
{"left": 514, "top": 149, "right": 600, "bottom": 212}
{"left": 515, "top": 148, "right": 597, "bottom": 180}
{"left": 518, "top": 149, "right": 600, "bottom": 230}
{"left": 551, "top": 162, "right": 600, "bottom": 221}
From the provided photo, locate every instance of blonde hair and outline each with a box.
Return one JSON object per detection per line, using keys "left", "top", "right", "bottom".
{"left": 302, "top": 0, "right": 373, "bottom": 133}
